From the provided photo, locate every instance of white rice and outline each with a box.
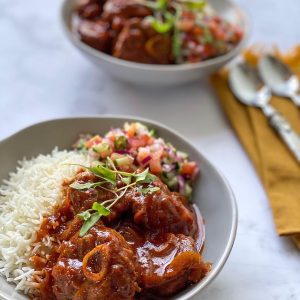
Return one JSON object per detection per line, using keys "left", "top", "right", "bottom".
{"left": 0, "top": 148, "right": 90, "bottom": 294}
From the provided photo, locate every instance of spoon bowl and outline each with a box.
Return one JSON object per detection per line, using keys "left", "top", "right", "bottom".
{"left": 229, "top": 62, "right": 271, "bottom": 107}
{"left": 259, "top": 55, "right": 300, "bottom": 105}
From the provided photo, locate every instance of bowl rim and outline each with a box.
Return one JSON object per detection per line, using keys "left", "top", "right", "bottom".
{"left": 60, "top": 0, "right": 250, "bottom": 72}
{"left": 0, "top": 115, "right": 238, "bottom": 300}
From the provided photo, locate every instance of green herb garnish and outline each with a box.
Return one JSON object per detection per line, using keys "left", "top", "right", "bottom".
{"left": 92, "top": 202, "right": 111, "bottom": 216}
{"left": 181, "top": 0, "right": 206, "bottom": 11}
{"left": 121, "top": 176, "right": 131, "bottom": 185}
{"left": 146, "top": 0, "right": 168, "bottom": 10}
{"left": 77, "top": 210, "right": 91, "bottom": 221}
{"left": 141, "top": 186, "right": 160, "bottom": 195}
{"left": 135, "top": 168, "right": 149, "bottom": 182}
{"left": 139, "top": 173, "right": 158, "bottom": 184}
{"left": 79, "top": 212, "right": 101, "bottom": 236}
{"left": 89, "top": 164, "right": 117, "bottom": 185}
{"left": 146, "top": 12, "right": 175, "bottom": 33}
{"left": 72, "top": 159, "right": 159, "bottom": 236}
{"left": 172, "top": 7, "right": 182, "bottom": 63}
{"left": 70, "top": 181, "right": 104, "bottom": 190}
{"left": 78, "top": 203, "right": 110, "bottom": 237}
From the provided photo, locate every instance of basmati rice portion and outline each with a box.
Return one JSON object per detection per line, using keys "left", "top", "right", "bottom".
{"left": 0, "top": 148, "right": 91, "bottom": 294}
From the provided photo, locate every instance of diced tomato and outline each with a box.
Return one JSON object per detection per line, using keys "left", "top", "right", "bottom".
{"left": 126, "top": 123, "right": 137, "bottom": 138}
{"left": 203, "top": 44, "right": 215, "bottom": 58}
{"left": 193, "top": 26, "right": 203, "bottom": 36}
{"left": 85, "top": 135, "right": 102, "bottom": 148}
{"left": 149, "top": 159, "right": 162, "bottom": 174}
{"left": 180, "top": 161, "right": 198, "bottom": 176}
{"left": 178, "top": 19, "right": 195, "bottom": 32}
{"left": 129, "top": 136, "right": 149, "bottom": 150}
{"left": 107, "top": 134, "right": 116, "bottom": 143}
{"left": 151, "top": 145, "right": 164, "bottom": 160}
{"left": 146, "top": 136, "right": 154, "bottom": 145}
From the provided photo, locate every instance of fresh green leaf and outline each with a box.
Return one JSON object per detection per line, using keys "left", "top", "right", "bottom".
{"left": 77, "top": 210, "right": 91, "bottom": 221}
{"left": 114, "top": 135, "right": 127, "bottom": 150}
{"left": 156, "top": 0, "right": 168, "bottom": 10}
{"left": 146, "top": 0, "right": 168, "bottom": 10}
{"left": 182, "top": 0, "right": 206, "bottom": 11}
{"left": 79, "top": 212, "right": 101, "bottom": 237}
{"left": 139, "top": 173, "right": 158, "bottom": 184}
{"left": 121, "top": 176, "right": 131, "bottom": 185}
{"left": 106, "top": 156, "right": 117, "bottom": 170}
{"left": 89, "top": 164, "right": 116, "bottom": 185}
{"left": 146, "top": 12, "right": 174, "bottom": 33}
{"left": 141, "top": 187, "right": 160, "bottom": 195}
{"left": 92, "top": 202, "right": 110, "bottom": 216}
{"left": 202, "top": 28, "right": 213, "bottom": 44}
{"left": 70, "top": 181, "right": 104, "bottom": 190}
{"left": 172, "top": 27, "right": 182, "bottom": 62}
{"left": 172, "top": 7, "right": 182, "bottom": 63}
{"left": 135, "top": 168, "right": 149, "bottom": 182}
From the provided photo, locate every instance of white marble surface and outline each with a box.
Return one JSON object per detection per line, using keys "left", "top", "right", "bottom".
{"left": 1, "top": 0, "right": 300, "bottom": 299}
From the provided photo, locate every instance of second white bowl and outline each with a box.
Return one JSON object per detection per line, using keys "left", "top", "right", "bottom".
{"left": 61, "top": 0, "right": 249, "bottom": 86}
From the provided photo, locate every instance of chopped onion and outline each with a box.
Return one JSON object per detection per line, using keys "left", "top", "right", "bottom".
{"left": 177, "top": 175, "right": 185, "bottom": 195}
{"left": 141, "top": 155, "right": 152, "bottom": 165}
{"left": 162, "top": 164, "right": 175, "bottom": 172}
{"left": 114, "top": 150, "right": 130, "bottom": 155}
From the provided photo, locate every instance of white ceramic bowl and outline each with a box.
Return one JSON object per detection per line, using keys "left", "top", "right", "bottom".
{"left": 0, "top": 116, "right": 237, "bottom": 300}
{"left": 61, "top": 0, "right": 249, "bottom": 86}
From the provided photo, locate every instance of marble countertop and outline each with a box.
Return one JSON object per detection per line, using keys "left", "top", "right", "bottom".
{"left": 1, "top": 0, "right": 300, "bottom": 299}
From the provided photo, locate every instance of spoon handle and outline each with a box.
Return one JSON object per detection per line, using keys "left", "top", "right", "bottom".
{"left": 263, "top": 106, "right": 300, "bottom": 162}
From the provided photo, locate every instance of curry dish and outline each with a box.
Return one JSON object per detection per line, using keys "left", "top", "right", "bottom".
{"left": 22, "top": 122, "right": 211, "bottom": 299}
{"left": 72, "top": 0, "right": 243, "bottom": 64}
{"left": 31, "top": 170, "right": 209, "bottom": 299}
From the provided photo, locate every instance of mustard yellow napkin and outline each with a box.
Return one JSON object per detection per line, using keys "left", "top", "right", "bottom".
{"left": 211, "top": 46, "right": 300, "bottom": 249}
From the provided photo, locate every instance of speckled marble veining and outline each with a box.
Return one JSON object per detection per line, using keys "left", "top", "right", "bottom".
{"left": 0, "top": 0, "right": 300, "bottom": 299}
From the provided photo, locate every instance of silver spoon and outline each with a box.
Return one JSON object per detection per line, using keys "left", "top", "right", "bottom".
{"left": 258, "top": 54, "right": 300, "bottom": 106}
{"left": 229, "top": 62, "right": 300, "bottom": 162}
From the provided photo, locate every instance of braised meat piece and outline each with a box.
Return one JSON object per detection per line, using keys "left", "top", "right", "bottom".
{"left": 113, "top": 19, "right": 172, "bottom": 64}
{"left": 76, "top": 0, "right": 104, "bottom": 19}
{"left": 52, "top": 225, "right": 140, "bottom": 300}
{"left": 68, "top": 171, "right": 133, "bottom": 224}
{"left": 68, "top": 170, "right": 197, "bottom": 235}
{"left": 77, "top": 20, "right": 111, "bottom": 52}
{"left": 102, "top": 0, "right": 151, "bottom": 21}
{"left": 68, "top": 171, "right": 111, "bottom": 213}
{"left": 132, "top": 181, "right": 198, "bottom": 236}
{"left": 118, "top": 223, "right": 209, "bottom": 297}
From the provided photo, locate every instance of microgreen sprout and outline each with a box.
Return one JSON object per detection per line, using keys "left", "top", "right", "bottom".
{"left": 70, "top": 158, "right": 160, "bottom": 236}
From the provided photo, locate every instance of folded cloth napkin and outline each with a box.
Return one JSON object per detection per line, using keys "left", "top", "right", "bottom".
{"left": 211, "top": 46, "right": 300, "bottom": 249}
